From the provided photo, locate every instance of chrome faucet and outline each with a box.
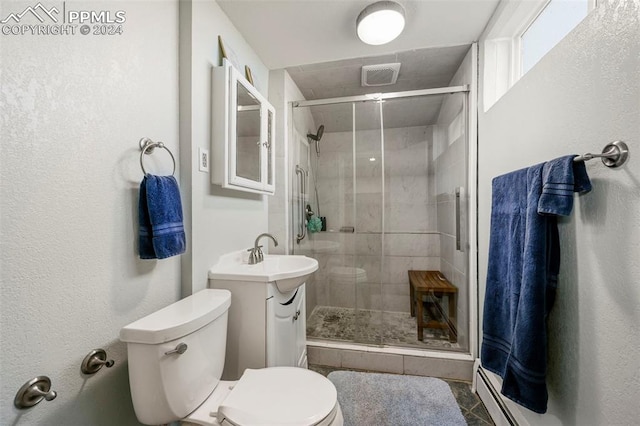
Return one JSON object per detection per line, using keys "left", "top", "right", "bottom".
{"left": 248, "top": 233, "right": 279, "bottom": 265}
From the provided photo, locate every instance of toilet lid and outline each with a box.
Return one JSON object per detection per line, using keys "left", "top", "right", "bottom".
{"left": 217, "top": 367, "right": 337, "bottom": 426}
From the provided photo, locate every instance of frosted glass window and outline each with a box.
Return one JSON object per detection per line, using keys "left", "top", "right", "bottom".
{"left": 521, "top": 0, "right": 589, "bottom": 74}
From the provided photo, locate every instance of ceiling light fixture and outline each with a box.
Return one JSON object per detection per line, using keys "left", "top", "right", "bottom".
{"left": 356, "top": 1, "right": 406, "bottom": 46}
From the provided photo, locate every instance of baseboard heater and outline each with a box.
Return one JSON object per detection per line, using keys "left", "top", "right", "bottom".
{"left": 475, "top": 366, "right": 519, "bottom": 426}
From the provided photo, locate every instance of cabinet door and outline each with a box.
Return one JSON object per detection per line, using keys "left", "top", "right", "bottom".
{"left": 294, "top": 286, "right": 307, "bottom": 368}
{"left": 212, "top": 60, "right": 276, "bottom": 195}
{"left": 267, "top": 286, "right": 306, "bottom": 368}
{"left": 263, "top": 105, "right": 275, "bottom": 194}
{"left": 271, "top": 296, "right": 297, "bottom": 367}
{"left": 229, "top": 70, "right": 263, "bottom": 191}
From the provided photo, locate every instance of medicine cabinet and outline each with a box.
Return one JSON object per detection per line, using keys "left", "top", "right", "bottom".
{"left": 212, "top": 59, "right": 275, "bottom": 195}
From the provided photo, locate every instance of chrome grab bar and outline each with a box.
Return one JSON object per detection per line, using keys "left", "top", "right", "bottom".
{"left": 296, "top": 165, "right": 308, "bottom": 244}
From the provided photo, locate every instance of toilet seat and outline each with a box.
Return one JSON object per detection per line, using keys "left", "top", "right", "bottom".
{"left": 185, "top": 367, "right": 339, "bottom": 426}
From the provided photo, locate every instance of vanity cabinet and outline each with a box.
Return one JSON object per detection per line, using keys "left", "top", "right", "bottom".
{"left": 267, "top": 285, "right": 307, "bottom": 368}
{"left": 211, "top": 59, "right": 275, "bottom": 195}
{"left": 209, "top": 278, "right": 307, "bottom": 381}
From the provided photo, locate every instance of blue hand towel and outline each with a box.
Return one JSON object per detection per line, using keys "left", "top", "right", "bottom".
{"left": 138, "top": 175, "right": 186, "bottom": 259}
{"left": 481, "top": 156, "right": 591, "bottom": 414}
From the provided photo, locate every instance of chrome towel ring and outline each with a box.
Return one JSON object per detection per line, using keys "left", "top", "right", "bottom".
{"left": 139, "top": 137, "right": 176, "bottom": 176}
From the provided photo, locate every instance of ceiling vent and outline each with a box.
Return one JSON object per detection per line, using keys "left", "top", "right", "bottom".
{"left": 361, "top": 63, "right": 401, "bottom": 86}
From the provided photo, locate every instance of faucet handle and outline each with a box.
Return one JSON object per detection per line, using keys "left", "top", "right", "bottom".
{"left": 247, "top": 245, "right": 263, "bottom": 265}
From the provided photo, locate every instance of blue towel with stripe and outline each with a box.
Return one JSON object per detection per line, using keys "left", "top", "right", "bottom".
{"left": 539, "top": 155, "right": 592, "bottom": 215}
{"left": 138, "top": 175, "right": 186, "bottom": 259}
{"left": 482, "top": 155, "right": 590, "bottom": 413}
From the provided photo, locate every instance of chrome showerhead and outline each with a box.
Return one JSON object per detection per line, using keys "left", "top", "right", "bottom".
{"left": 307, "top": 125, "right": 324, "bottom": 141}
{"left": 307, "top": 125, "right": 324, "bottom": 155}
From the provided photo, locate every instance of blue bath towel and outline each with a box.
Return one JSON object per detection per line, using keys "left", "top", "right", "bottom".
{"left": 482, "top": 156, "right": 590, "bottom": 413}
{"left": 138, "top": 175, "right": 186, "bottom": 259}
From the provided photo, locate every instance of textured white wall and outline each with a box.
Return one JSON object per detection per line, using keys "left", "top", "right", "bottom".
{"left": 179, "top": 0, "right": 270, "bottom": 295}
{"left": 0, "top": 1, "right": 181, "bottom": 424}
{"left": 478, "top": 1, "right": 640, "bottom": 424}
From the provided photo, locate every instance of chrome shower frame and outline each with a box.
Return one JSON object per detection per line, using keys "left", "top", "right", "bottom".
{"left": 291, "top": 85, "right": 469, "bottom": 108}
{"left": 290, "top": 83, "right": 476, "bottom": 354}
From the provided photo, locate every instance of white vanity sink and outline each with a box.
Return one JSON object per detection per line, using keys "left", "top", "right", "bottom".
{"left": 208, "top": 251, "right": 318, "bottom": 293}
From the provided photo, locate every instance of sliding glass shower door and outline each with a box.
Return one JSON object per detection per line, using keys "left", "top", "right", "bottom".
{"left": 293, "top": 90, "right": 469, "bottom": 353}
{"left": 351, "top": 100, "right": 384, "bottom": 345}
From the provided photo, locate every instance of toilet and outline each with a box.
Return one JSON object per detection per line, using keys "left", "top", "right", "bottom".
{"left": 120, "top": 289, "right": 343, "bottom": 426}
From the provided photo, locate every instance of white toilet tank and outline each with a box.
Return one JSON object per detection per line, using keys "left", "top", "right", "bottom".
{"left": 120, "top": 289, "right": 231, "bottom": 425}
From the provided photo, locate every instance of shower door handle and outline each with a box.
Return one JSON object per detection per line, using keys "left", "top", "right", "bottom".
{"left": 455, "top": 187, "right": 463, "bottom": 252}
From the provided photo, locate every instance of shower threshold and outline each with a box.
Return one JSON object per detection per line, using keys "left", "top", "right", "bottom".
{"left": 306, "top": 306, "right": 464, "bottom": 352}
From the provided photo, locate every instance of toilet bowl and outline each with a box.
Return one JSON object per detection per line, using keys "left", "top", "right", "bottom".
{"left": 120, "top": 289, "right": 343, "bottom": 426}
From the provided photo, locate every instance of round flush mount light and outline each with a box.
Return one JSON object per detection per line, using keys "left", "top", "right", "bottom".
{"left": 356, "top": 1, "right": 406, "bottom": 46}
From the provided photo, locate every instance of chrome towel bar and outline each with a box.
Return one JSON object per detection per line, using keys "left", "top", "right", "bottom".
{"left": 574, "top": 140, "right": 629, "bottom": 168}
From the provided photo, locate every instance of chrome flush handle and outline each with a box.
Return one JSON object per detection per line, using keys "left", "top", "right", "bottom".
{"left": 165, "top": 343, "right": 188, "bottom": 356}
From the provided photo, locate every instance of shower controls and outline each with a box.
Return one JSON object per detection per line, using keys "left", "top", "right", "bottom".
{"left": 305, "top": 204, "right": 315, "bottom": 220}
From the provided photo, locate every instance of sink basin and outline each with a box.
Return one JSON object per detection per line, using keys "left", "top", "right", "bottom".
{"left": 208, "top": 251, "right": 319, "bottom": 293}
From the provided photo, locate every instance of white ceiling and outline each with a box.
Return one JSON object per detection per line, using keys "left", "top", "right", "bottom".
{"left": 217, "top": 0, "right": 500, "bottom": 69}
{"left": 219, "top": 0, "right": 498, "bottom": 133}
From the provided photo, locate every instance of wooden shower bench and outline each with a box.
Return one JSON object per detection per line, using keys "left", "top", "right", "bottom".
{"left": 408, "top": 270, "right": 458, "bottom": 343}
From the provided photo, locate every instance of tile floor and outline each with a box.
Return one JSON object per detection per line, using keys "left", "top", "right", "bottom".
{"left": 309, "top": 364, "right": 494, "bottom": 426}
{"left": 307, "top": 306, "right": 463, "bottom": 351}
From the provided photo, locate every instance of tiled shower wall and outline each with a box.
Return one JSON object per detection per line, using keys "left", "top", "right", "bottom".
{"left": 303, "top": 126, "right": 440, "bottom": 314}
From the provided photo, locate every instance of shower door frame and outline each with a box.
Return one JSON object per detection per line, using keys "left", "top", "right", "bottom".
{"left": 292, "top": 85, "right": 469, "bottom": 108}
{"left": 291, "top": 84, "right": 478, "bottom": 359}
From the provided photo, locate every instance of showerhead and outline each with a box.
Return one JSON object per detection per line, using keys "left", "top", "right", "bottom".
{"left": 307, "top": 125, "right": 324, "bottom": 156}
{"left": 307, "top": 125, "right": 324, "bottom": 142}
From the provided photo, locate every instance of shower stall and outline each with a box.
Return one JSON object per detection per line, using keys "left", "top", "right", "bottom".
{"left": 290, "top": 87, "right": 472, "bottom": 354}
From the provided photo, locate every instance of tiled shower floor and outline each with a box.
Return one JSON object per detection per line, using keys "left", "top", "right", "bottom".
{"left": 306, "top": 306, "right": 462, "bottom": 351}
